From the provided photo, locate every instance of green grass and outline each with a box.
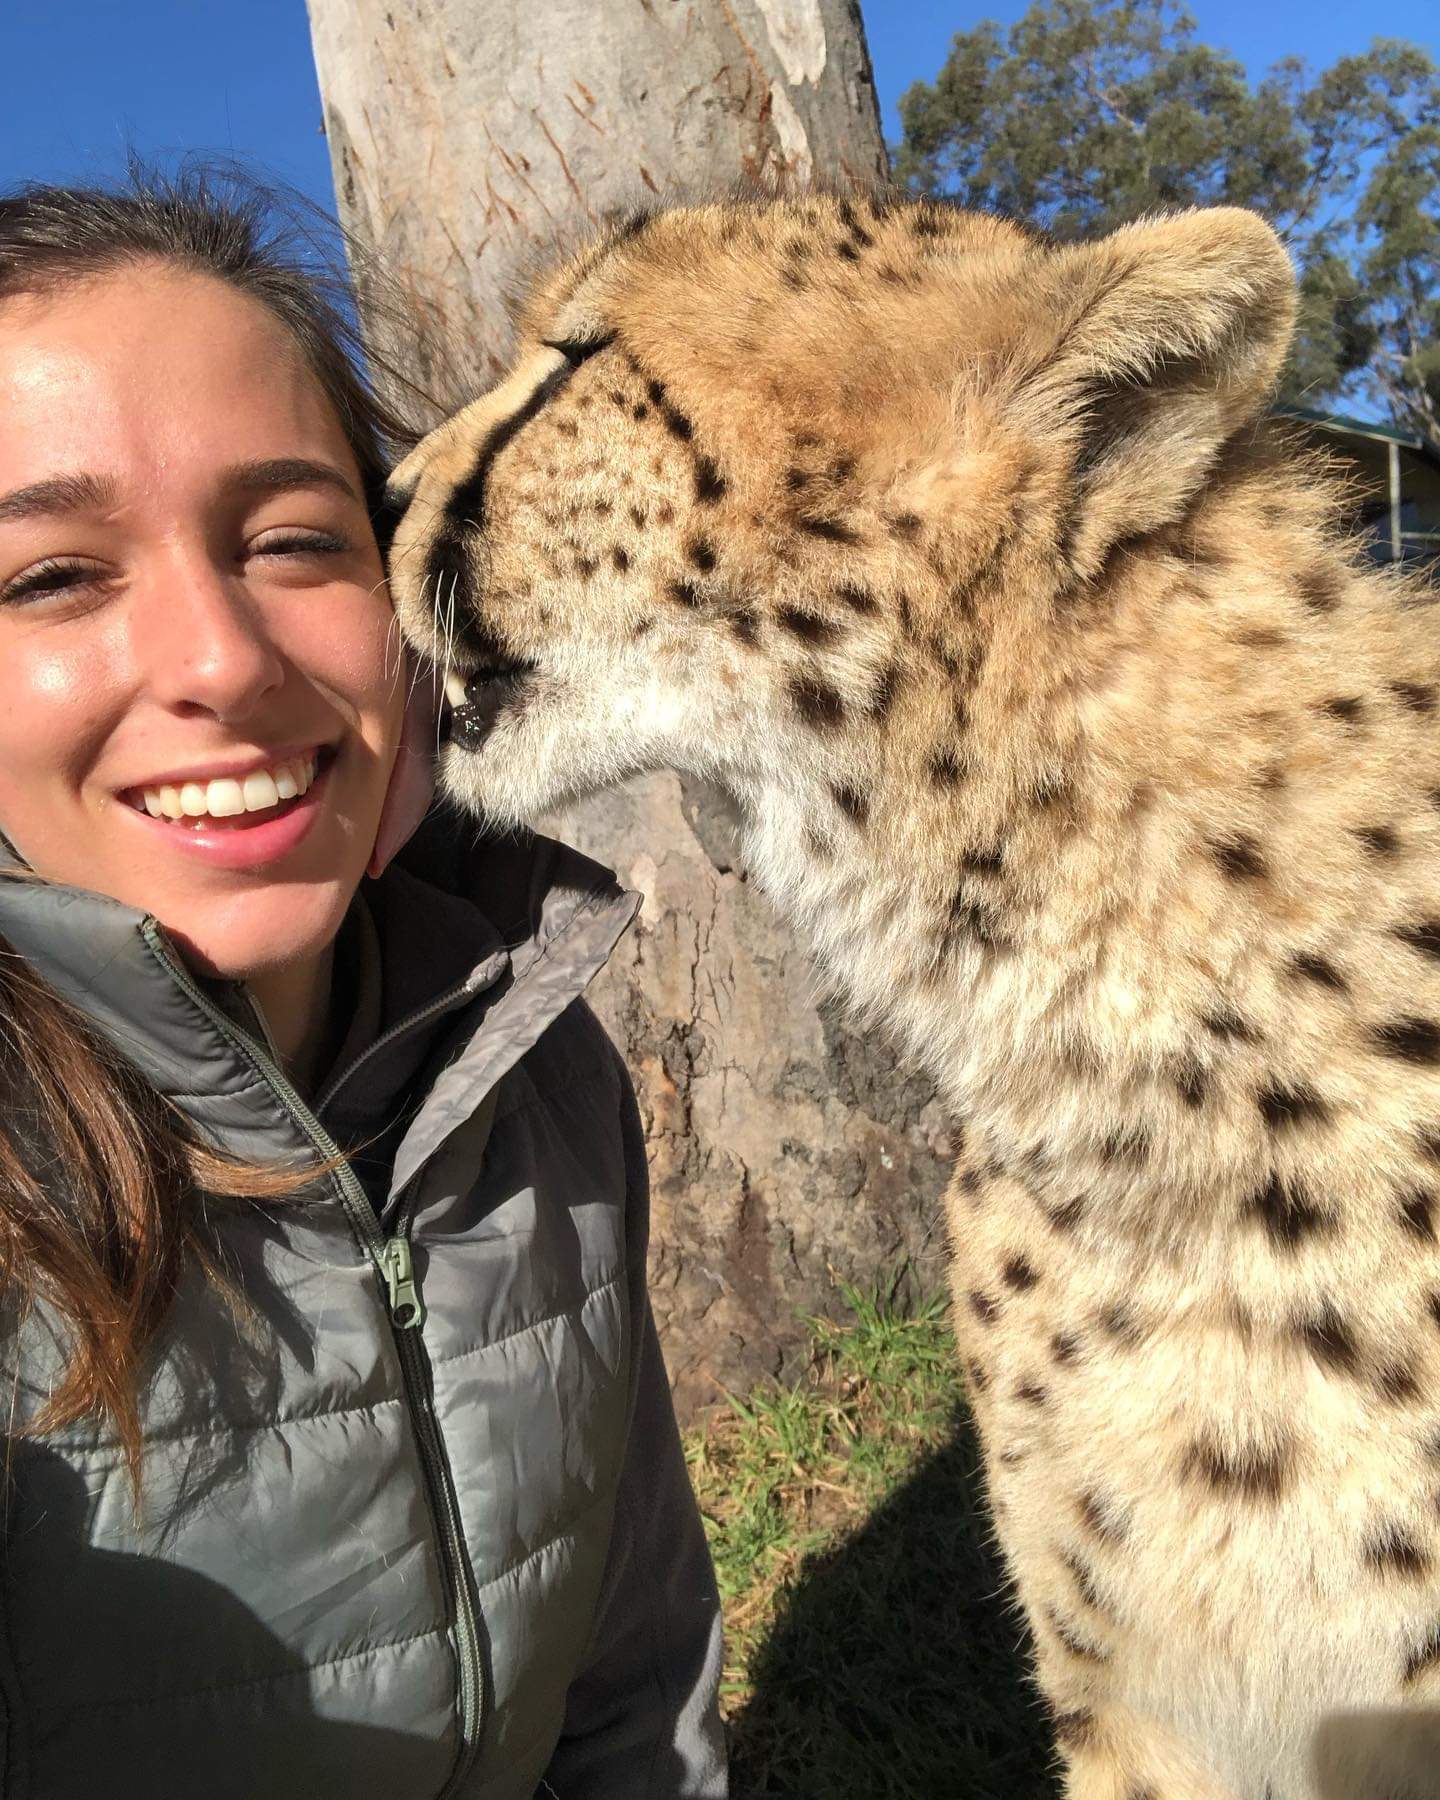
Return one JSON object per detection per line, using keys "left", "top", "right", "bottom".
{"left": 684, "top": 1279, "right": 1062, "bottom": 1800}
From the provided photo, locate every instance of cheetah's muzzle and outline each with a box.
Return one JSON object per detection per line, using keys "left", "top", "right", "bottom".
{"left": 445, "top": 657, "right": 538, "bottom": 750}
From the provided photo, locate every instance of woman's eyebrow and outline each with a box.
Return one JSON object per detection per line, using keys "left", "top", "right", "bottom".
{"left": 226, "top": 457, "right": 361, "bottom": 504}
{"left": 0, "top": 471, "right": 120, "bottom": 524}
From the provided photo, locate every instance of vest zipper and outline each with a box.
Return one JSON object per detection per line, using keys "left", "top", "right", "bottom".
{"left": 141, "top": 920, "right": 488, "bottom": 1796}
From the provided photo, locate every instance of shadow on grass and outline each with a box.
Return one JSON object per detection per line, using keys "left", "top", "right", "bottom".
{"left": 728, "top": 1402, "right": 1061, "bottom": 1800}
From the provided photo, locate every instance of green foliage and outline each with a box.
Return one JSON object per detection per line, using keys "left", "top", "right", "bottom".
{"left": 686, "top": 1280, "right": 1058, "bottom": 1797}
{"left": 895, "top": 0, "right": 1440, "bottom": 449}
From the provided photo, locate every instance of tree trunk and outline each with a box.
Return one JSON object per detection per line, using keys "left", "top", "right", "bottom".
{"left": 307, "top": 0, "right": 951, "bottom": 1414}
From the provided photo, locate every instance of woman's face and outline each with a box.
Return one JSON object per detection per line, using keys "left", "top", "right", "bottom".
{"left": 0, "top": 264, "right": 403, "bottom": 982}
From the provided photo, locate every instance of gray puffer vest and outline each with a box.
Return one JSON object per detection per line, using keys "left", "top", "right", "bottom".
{"left": 0, "top": 821, "right": 726, "bottom": 1800}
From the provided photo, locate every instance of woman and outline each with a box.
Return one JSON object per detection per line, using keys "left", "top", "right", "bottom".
{"left": 0, "top": 170, "right": 726, "bottom": 1799}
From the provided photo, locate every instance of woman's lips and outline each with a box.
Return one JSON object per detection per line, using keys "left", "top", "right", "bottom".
{"left": 117, "top": 755, "right": 334, "bottom": 873}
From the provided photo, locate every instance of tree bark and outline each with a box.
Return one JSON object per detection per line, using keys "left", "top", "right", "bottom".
{"left": 307, "top": 0, "right": 951, "bottom": 1414}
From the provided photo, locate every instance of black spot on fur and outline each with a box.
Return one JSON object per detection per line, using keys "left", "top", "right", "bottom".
{"left": 1355, "top": 824, "right": 1399, "bottom": 858}
{"left": 889, "top": 511, "right": 923, "bottom": 540}
{"left": 1421, "top": 1128, "right": 1440, "bottom": 1165}
{"left": 1400, "top": 1189, "right": 1437, "bottom": 1241}
{"left": 1377, "top": 1359, "right": 1422, "bottom": 1404}
{"left": 836, "top": 581, "right": 877, "bottom": 615}
{"left": 1051, "top": 1331, "right": 1082, "bottom": 1365}
{"left": 1390, "top": 680, "right": 1436, "bottom": 714}
{"left": 629, "top": 504, "right": 647, "bottom": 528}
{"left": 1100, "top": 1127, "right": 1150, "bottom": 1169}
{"left": 1172, "top": 1057, "right": 1209, "bottom": 1109}
{"left": 777, "top": 606, "right": 840, "bottom": 647}
{"left": 1182, "top": 1433, "right": 1295, "bottom": 1501}
{"left": 796, "top": 513, "right": 860, "bottom": 546}
{"left": 830, "top": 782, "right": 868, "bottom": 826}
{"left": 965, "top": 1360, "right": 989, "bottom": 1394}
{"left": 729, "top": 609, "right": 759, "bottom": 647}
{"left": 1099, "top": 1301, "right": 1144, "bottom": 1347}
{"left": 1403, "top": 1620, "right": 1440, "bottom": 1685}
{"left": 1370, "top": 1017, "right": 1440, "bottom": 1066}
{"left": 668, "top": 578, "right": 702, "bottom": 610}
{"left": 1365, "top": 1524, "right": 1432, "bottom": 1579}
{"left": 1297, "top": 568, "right": 1343, "bottom": 613}
{"left": 962, "top": 844, "right": 1006, "bottom": 878}
{"left": 1210, "top": 834, "right": 1268, "bottom": 881}
{"left": 1247, "top": 1173, "right": 1332, "bottom": 1249}
{"left": 693, "top": 456, "right": 726, "bottom": 504}
{"left": 788, "top": 675, "right": 845, "bottom": 732}
{"left": 611, "top": 545, "right": 630, "bottom": 573}
{"left": 1048, "top": 1195, "right": 1088, "bottom": 1232}
{"left": 1295, "top": 1302, "right": 1360, "bottom": 1374}
{"left": 1046, "top": 1610, "right": 1110, "bottom": 1664}
{"left": 1002, "top": 1255, "right": 1038, "bottom": 1291}
{"left": 1050, "top": 1708, "right": 1096, "bottom": 1750}
{"left": 1077, "top": 1490, "right": 1127, "bottom": 1544}
{"left": 929, "top": 750, "right": 965, "bottom": 788}
{"left": 1322, "top": 696, "right": 1364, "bottom": 725}
{"left": 1203, "top": 1006, "right": 1259, "bottom": 1044}
{"left": 968, "top": 1290, "right": 999, "bottom": 1325}
{"left": 1394, "top": 920, "right": 1440, "bottom": 963}
{"left": 1257, "top": 1079, "right": 1330, "bottom": 1132}
{"left": 1016, "top": 1381, "right": 1049, "bottom": 1406}
{"left": 868, "top": 664, "right": 902, "bottom": 722}
{"left": 687, "top": 539, "right": 717, "bottom": 573}
{"left": 631, "top": 401, "right": 649, "bottom": 421}
{"left": 1286, "top": 951, "right": 1348, "bottom": 992}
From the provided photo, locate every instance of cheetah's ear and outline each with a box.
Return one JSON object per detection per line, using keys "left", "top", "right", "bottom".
{"left": 1020, "top": 208, "right": 1296, "bottom": 579}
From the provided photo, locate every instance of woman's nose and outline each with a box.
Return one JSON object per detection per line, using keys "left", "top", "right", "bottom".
{"left": 135, "top": 553, "right": 286, "bottom": 722}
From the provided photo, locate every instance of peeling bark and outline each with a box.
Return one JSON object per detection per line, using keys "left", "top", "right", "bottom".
{"left": 306, "top": 0, "right": 945, "bottom": 1415}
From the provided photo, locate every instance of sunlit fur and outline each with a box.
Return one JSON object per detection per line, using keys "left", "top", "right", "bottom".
{"left": 388, "top": 193, "right": 1440, "bottom": 1799}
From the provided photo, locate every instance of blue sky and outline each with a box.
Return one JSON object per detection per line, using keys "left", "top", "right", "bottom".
{"left": 1, "top": 1, "right": 1434, "bottom": 211}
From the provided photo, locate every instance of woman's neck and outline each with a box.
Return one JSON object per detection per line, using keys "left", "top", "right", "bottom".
{"left": 247, "top": 943, "right": 336, "bottom": 1096}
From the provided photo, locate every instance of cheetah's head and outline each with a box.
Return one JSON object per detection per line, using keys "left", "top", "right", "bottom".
{"left": 385, "top": 195, "right": 1294, "bottom": 837}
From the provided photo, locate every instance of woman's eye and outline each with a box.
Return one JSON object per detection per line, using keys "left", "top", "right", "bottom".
{"left": 0, "top": 558, "right": 106, "bottom": 606}
{"left": 248, "top": 529, "right": 351, "bottom": 561}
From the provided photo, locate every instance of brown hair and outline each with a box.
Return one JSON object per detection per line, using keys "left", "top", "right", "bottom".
{"left": 0, "top": 163, "right": 428, "bottom": 1485}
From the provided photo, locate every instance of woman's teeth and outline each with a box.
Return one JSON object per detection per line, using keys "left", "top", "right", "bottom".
{"left": 138, "top": 754, "right": 318, "bottom": 822}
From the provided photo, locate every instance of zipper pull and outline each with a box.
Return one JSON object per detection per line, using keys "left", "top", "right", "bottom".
{"left": 379, "top": 1235, "right": 425, "bottom": 1329}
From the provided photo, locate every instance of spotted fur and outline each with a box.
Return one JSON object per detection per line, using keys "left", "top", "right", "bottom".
{"left": 387, "top": 193, "right": 1440, "bottom": 1800}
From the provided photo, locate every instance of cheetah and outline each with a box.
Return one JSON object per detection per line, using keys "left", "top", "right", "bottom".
{"left": 385, "top": 193, "right": 1440, "bottom": 1800}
